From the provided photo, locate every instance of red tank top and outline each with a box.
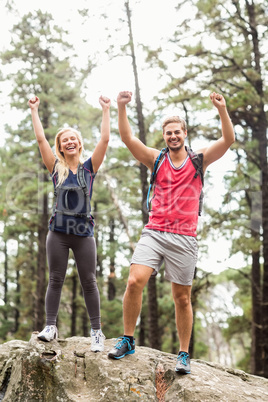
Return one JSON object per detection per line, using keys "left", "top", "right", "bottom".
{"left": 145, "top": 153, "right": 202, "bottom": 236}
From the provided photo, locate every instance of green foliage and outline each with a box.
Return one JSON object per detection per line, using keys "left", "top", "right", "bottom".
{"left": 0, "top": 0, "right": 267, "bottom": 374}
{"left": 158, "top": 280, "right": 177, "bottom": 352}
{"left": 193, "top": 316, "right": 209, "bottom": 359}
{"left": 101, "top": 297, "right": 124, "bottom": 339}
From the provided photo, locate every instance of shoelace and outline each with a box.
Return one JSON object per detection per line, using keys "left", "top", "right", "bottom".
{"left": 45, "top": 326, "right": 54, "bottom": 333}
{"left": 115, "top": 337, "right": 131, "bottom": 350}
{"left": 177, "top": 352, "right": 189, "bottom": 366}
{"left": 92, "top": 330, "right": 102, "bottom": 343}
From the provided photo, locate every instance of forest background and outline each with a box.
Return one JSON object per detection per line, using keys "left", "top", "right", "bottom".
{"left": 0, "top": 0, "right": 267, "bottom": 378}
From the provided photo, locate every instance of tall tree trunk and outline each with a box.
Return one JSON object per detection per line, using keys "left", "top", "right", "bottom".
{"left": 189, "top": 313, "right": 195, "bottom": 358}
{"left": 171, "top": 330, "right": 177, "bottom": 355}
{"left": 125, "top": 0, "right": 160, "bottom": 349}
{"left": 71, "top": 270, "right": 77, "bottom": 336}
{"left": 250, "top": 248, "right": 262, "bottom": 375}
{"left": 252, "top": 97, "right": 268, "bottom": 379}
{"left": 246, "top": 1, "right": 268, "bottom": 377}
{"left": 14, "top": 247, "right": 20, "bottom": 334}
{"left": 94, "top": 201, "right": 103, "bottom": 278}
{"left": 3, "top": 239, "right": 8, "bottom": 323}
{"left": 147, "top": 275, "right": 161, "bottom": 350}
{"left": 35, "top": 168, "right": 49, "bottom": 331}
{"left": 104, "top": 175, "right": 135, "bottom": 251}
{"left": 108, "top": 219, "right": 116, "bottom": 301}
{"left": 81, "top": 297, "right": 89, "bottom": 337}
{"left": 14, "top": 272, "right": 20, "bottom": 333}
{"left": 259, "top": 115, "right": 268, "bottom": 377}
{"left": 189, "top": 268, "right": 197, "bottom": 357}
{"left": 139, "top": 309, "right": 146, "bottom": 346}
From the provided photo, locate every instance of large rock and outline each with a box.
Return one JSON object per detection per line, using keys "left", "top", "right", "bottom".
{"left": 0, "top": 334, "right": 268, "bottom": 401}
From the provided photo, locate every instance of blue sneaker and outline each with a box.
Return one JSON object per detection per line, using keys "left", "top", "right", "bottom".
{"left": 108, "top": 336, "right": 135, "bottom": 359}
{"left": 175, "top": 351, "right": 191, "bottom": 374}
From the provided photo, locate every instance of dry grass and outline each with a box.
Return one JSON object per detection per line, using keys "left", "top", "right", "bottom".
{"left": 155, "top": 363, "right": 171, "bottom": 402}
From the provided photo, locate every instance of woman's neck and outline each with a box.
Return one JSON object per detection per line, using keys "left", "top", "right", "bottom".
{"left": 65, "top": 155, "right": 80, "bottom": 173}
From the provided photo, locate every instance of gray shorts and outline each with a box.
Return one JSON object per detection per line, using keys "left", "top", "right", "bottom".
{"left": 131, "top": 229, "right": 198, "bottom": 285}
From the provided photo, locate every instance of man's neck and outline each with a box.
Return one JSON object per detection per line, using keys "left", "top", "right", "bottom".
{"left": 168, "top": 146, "right": 188, "bottom": 167}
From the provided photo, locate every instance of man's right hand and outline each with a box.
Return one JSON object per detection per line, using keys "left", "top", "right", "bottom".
{"left": 117, "top": 91, "right": 132, "bottom": 106}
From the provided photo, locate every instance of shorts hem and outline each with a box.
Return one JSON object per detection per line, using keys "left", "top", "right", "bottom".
{"left": 165, "top": 275, "right": 193, "bottom": 286}
{"left": 130, "top": 261, "right": 157, "bottom": 274}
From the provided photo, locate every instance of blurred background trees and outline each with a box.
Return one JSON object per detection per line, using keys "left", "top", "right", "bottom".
{"left": 0, "top": 0, "right": 267, "bottom": 378}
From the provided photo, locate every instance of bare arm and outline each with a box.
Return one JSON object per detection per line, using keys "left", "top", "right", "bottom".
{"left": 117, "top": 91, "right": 158, "bottom": 171}
{"left": 28, "top": 96, "right": 55, "bottom": 173}
{"left": 91, "top": 95, "right": 111, "bottom": 173}
{"left": 200, "top": 92, "right": 235, "bottom": 171}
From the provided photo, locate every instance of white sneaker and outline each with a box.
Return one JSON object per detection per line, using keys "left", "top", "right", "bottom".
{"left": 37, "top": 325, "right": 58, "bottom": 342}
{"left": 90, "top": 329, "right": 105, "bottom": 352}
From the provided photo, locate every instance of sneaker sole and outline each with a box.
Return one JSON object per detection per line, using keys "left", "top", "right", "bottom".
{"left": 108, "top": 350, "right": 135, "bottom": 359}
{"left": 37, "top": 336, "right": 53, "bottom": 342}
{"left": 91, "top": 347, "right": 104, "bottom": 352}
{"left": 37, "top": 332, "right": 58, "bottom": 342}
{"left": 175, "top": 368, "right": 191, "bottom": 374}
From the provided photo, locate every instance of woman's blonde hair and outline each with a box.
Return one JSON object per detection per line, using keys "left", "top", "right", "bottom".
{"left": 54, "top": 127, "right": 84, "bottom": 186}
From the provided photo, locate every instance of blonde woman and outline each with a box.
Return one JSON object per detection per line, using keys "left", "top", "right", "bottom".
{"left": 28, "top": 95, "right": 110, "bottom": 352}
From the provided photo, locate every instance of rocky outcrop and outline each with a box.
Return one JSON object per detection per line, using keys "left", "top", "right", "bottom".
{"left": 0, "top": 334, "right": 268, "bottom": 401}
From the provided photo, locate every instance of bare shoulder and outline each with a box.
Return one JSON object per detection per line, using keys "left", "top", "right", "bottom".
{"left": 196, "top": 147, "right": 207, "bottom": 155}
{"left": 145, "top": 147, "right": 162, "bottom": 172}
{"left": 127, "top": 138, "right": 160, "bottom": 171}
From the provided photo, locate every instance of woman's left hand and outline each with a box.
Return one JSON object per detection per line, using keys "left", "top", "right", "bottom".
{"left": 99, "top": 95, "right": 111, "bottom": 110}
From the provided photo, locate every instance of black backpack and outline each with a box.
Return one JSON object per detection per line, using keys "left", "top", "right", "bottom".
{"left": 50, "top": 163, "right": 92, "bottom": 231}
{"left": 147, "top": 146, "right": 204, "bottom": 215}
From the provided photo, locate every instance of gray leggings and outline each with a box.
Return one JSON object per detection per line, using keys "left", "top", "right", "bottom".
{"left": 46, "top": 231, "right": 100, "bottom": 329}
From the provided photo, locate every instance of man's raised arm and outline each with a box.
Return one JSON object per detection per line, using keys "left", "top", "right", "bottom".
{"left": 201, "top": 92, "right": 235, "bottom": 171}
{"left": 117, "top": 91, "right": 158, "bottom": 171}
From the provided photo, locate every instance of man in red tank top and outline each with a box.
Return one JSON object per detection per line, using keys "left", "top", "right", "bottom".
{"left": 108, "top": 91, "right": 235, "bottom": 374}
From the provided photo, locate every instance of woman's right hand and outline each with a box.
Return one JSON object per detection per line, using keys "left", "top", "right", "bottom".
{"left": 28, "top": 95, "right": 40, "bottom": 110}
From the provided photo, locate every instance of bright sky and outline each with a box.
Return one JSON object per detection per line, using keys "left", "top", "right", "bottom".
{"left": 0, "top": 0, "right": 245, "bottom": 274}
{"left": 0, "top": 0, "right": 183, "bottom": 105}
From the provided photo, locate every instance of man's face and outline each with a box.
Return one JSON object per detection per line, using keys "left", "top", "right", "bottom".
{"left": 163, "top": 122, "right": 187, "bottom": 151}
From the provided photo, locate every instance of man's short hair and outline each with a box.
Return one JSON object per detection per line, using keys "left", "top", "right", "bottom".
{"left": 162, "top": 116, "right": 187, "bottom": 133}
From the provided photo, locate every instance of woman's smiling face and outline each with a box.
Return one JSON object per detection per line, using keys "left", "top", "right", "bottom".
{"left": 59, "top": 131, "right": 81, "bottom": 156}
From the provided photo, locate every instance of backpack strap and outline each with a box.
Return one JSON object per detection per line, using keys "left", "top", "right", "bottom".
{"left": 76, "top": 163, "right": 92, "bottom": 226}
{"left": 50, "top": 171, "right": 59, "bottom": 231}
{"left": 185, "top": 146, "right": 204, "bottom": 216}
{"left": 185, "top": 146, "right": 204, "bottom": 185}
{"left": 147, "top": 147, "right": 168, "bottom": 211}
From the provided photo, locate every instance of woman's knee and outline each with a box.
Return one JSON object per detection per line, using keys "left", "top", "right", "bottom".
{"left": 80, "top": 275, "right": 98, "bottom": 293}
{"left": 49, "top": 274, "right": 65, "bottom": 290}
